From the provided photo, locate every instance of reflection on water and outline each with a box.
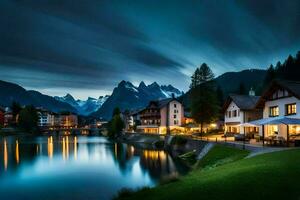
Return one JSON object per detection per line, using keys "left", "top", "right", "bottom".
{"left": 0, "top": 136, "right": 188, "bottom": 200}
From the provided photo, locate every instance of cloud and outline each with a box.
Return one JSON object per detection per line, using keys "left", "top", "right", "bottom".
{"left": 0, "top": 0, "right": 299, "bottom": 98}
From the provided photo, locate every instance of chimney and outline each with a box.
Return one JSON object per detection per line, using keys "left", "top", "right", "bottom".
{"left": 249, "top": 87, "right": 255, "bottom": 96}
{"left": 171, "top": 93, "right": 175, "bottom": 99}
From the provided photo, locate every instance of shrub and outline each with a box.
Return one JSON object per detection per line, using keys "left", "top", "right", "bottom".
{"left": 171, "top": 135, "right": 188, "bottom": 146}
{"left": 154, "top": 140, "right": 165, "bottom": 148}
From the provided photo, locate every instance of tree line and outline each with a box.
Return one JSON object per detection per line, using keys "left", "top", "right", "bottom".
{"left": 264, "top": 51, "right": 300, "bottom": 87}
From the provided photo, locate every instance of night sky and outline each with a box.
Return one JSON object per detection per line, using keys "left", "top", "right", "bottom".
{"left": 0, "top": 0, "right": 300, "bottom": 99}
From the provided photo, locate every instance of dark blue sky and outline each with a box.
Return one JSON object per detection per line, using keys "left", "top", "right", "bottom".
{"left": 0, "top": 0, "right": 300, "bottom": 99}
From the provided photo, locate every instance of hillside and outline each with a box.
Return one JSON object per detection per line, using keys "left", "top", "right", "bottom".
{"left": 91, "top": 81, "right": 183, "bottom": 119}
{"left": 181, "top": 69, "right": 267, "bottom": 109}
{"left": 118, "top": 147, "right": 300, "bottom": 200}
{"left": 0, "top": 80, "right": 77, "bottom": 113}
{"left": 216, "top": 69, "right": 266, "bottom": 96}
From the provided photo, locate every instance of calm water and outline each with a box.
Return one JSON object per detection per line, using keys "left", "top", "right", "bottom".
{"left": 0, "top": 135, "right": 188, "bottom": 200}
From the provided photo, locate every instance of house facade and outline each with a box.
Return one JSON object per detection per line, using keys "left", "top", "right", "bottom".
{"left": 136, "top": 98, "right": 184, "bottom": 134}
{"left": 37, "top": 109, "right": 56, "bottom": 127}
{"left": 255, "top": 81, "right": 300, "bottom": 144}
{"left": 59, "top": 113, "right": 78, "bottom": 128}
{"left": 37, "top": 109, "right": 78, "bottom": 129}
{"left": 223, "top": 91, "right": 262, "bottom": 136}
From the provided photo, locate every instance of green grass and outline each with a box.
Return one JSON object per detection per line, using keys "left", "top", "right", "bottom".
{"left": 196, "top": 145, "right": 249, "bottom": 169}
{"left": 117, "top": 146, "right": 300, "bottom": 200}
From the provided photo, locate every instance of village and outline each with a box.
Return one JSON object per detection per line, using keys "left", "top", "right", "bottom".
{"left": 1, "top": 78, "right": 300, "bottom": 149}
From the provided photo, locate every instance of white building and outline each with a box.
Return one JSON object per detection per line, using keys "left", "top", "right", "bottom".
{"left": 253, "top": 81, "right": 300, "bottom": 146}
{"left": 136, "top": 98, "right": 184, "bottom": 134}
{"left": 223, "top": 90, "right": 262, "bottom": 136}
{"left": 37, "top": 109, "right": 55, "bottom": 127}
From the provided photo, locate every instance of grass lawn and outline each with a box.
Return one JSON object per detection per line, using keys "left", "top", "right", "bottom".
{"left": 117, "top": 145, "right": 300, "bottom": 200}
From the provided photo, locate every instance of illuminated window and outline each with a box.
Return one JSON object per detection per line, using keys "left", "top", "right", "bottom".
{"left": 269, "top": 106, "right": 279, "bottom": 117}
{"left": 285, "top": 103, "right": 296, "bottom": 115}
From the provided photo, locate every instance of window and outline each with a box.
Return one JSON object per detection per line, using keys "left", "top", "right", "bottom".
{"left": 269, "top": 106, "right": 279, "bottom": 117}
{"left": 174, "top": 115, "right": 177, "bottom": 118}
{"left": 174, "top": 120, "right": 178, "bottom": 125}
{"left": 232, "top": 110, "right": 237, "bottom": 117}
{"left": 174, "top": 103, "right": 177, "bottom": 108}
{"left": 227, "top": 111, "right": 231, "bottom": 118}
{"left": 285, "top": 103, "right": 296, "bottom": 115}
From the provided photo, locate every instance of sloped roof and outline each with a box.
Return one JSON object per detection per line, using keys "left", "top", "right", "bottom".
{"left": 256, "top": 80, "right": 300, "bottom": 108}
{"left": 146, "top": 98, "right": 181, "bottom": 109}
{"left": 223, "top": 94, "right": 260, "bottom": 112}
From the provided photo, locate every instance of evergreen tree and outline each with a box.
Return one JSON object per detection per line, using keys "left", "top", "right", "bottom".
{"left": 11, "top": 101, "right": 22, "bottom": 126}
{"left": 189, "top": 64, "right": 219, "bottom": 136}
{"left": 18, "top": 105, "right": 38, "bottom": 133}
{"left": 238, "top": 82, "right": 247, "bottom": 95}
{"left": 190, "top": 68, "right": 200, "bottom": 89}
{"left": 263, "top": 64, "right": 276, "bottom": 88}
{"left": 216, "top": 85, "right": 224, "bottom": 106}
{"left": 108, "top": 107, "right": 124, "bottom": 138}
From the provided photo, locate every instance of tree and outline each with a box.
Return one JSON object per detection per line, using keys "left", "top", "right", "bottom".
{"left": 216, "top": 85, "right": 224, "bottom": 106}
{"left": 190, "top": 68, "right": 200, "bottom": 89}
{"left": 237, "top": 82, "right": 247, "bottom": 95}
{"left": 189, "top": 64, "right": 219, "bottom": 136}
{"left": 263, "top": 64, "right": 276, "bottom": 88}
{"left": 18, "top": 105, "right": 38, "bottom": 133}
{"left": 108, "top": 107, "right": 124, "bottom": 138}
{"left": 11, "top": 101, "right": 22, "bottom": 125}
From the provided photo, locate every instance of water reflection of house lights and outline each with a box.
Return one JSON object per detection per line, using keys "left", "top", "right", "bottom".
{"left": 16, "top": 140, "right": 19, "bottom": 164}
{"left": 114, "top": 143, "right": 118, "bottom": 157}
{"left": 62, "top": 137, "right": 66, "bottom": 160}
{"left": 74, "top": 136, "right": 77, "bottom": 160}
{"left": 4, "top": 139, "right": 8, "bottom": 171}
{"left": 48, "top": 136, "right": 53, "bottom": 159}
{"left": 130, "top": 146, "right": 135, "bottom": 154}
{"left": 66, "top": 136, "right": 69, "bottom": 159}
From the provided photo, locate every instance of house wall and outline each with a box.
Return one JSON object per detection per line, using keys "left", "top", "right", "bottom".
{"left": 263, "top": 96, "right": 300, "bottom": 118}
{"left": 260, "top": 96, "right": 300, "bottom": 139}
{"left": 224, "top": 101, "right": 243, "bottom": 124}
{"left": 168, "top": 100, "right": 183, "bottom": 126}
{"left": 224, "top": 101, "right": 262, "bottom": 135}
{"left": 160, "top": 106, "right": 167, "bottom": 126}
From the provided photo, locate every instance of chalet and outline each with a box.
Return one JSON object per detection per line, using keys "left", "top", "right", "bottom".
{"left": 223, "top": 89, "right": 262, "bottom": 137}
{"left": 250, "top": 81, "right": 300, "bottom": 146}
{"left": 136, "top": 98, "right": 184, "bottom": 134}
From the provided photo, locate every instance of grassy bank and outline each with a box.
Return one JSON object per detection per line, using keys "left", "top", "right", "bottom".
{"left": 117, "top": 145, "right": 300, "bottom": 200}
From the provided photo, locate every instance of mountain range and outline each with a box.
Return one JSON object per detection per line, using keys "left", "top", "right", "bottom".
{"left": 0, "top": 68, "right": 267, "bottom": 119}
{"left": 54, "top": 94, "right": 109, "bottom": 116}
{"left": 91, "top": 81, "right": 183, "bottom": 119}
{"left": 0, "top": 80, "right": 76, "bottom": 113}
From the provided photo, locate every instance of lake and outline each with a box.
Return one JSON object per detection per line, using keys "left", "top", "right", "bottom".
{"left": 0, "top": 135, "right": 188, "bottom": 200}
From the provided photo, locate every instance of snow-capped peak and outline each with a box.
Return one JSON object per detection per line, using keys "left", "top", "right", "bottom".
{"left": 56, "top": 94, "right": 110, "bottom": 116}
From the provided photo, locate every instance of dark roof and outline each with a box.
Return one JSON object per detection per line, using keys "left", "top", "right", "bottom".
{"left": 256, "top": 80, "right": 300, "bottom": 108}
{"left": 140, "top": 98, "right": 181, "bottom": 112}
{"left": 153, "top": 98, "right": 181, "bottom": 108}
{"left": 223, "top": 94, "right": 260, "bottom": 112}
